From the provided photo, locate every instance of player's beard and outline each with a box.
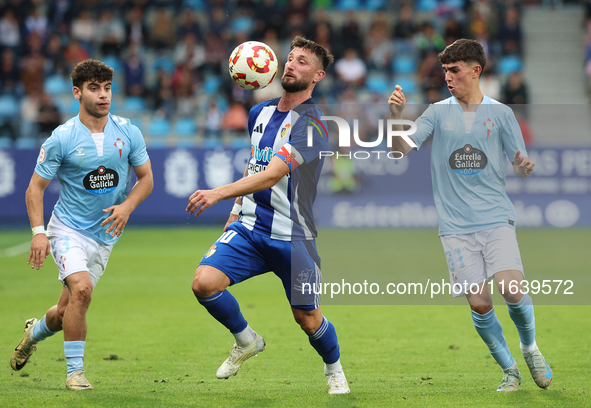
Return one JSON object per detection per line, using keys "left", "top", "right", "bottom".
{"left": 281, "top": 75, "right": 309, "bottom": 93}
{"left": 79, "top": 95, "right": 110, "bottom": 118}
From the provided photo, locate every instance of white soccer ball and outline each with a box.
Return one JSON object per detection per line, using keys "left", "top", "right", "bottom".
{"left": 228, "top": 41, "right": 278, "bottom": 90}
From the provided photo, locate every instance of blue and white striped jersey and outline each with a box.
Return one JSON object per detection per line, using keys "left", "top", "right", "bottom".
{"left": 240, "top": 97, "right": 328, "bottom": 241}
{"left": 35, "top": 113, "right": 149, "bottom": 244}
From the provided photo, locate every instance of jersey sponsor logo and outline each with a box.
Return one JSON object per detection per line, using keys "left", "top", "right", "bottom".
{"left": 444, "top": 122, "right": 454, "bottom": 131}
{"left": 75, "top": 147, "right": 85, "bottom": 157}
{"left": 449, "top": 144, "right": 488, "bottom": 175}
{"left": 83, "top": 166, "right": 119, "bottom": 195}
{"left": 114, "top": 138, "right": 125, "bottom": 158}
{"left": 483, "top": 118, "right": 495, "bottom": 138}
{"left": 248, "top": 162, "right": 267, "bottom": 173}
{"left": 251, "top": 144, "right": 273, "bottom": 163}
{"left": 38, "top": 147, "right": 46, "bottom": 164}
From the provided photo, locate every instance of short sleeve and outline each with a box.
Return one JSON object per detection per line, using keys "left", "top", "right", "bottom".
{"left": 280, "top": 111, "right": 326, "bottom": 168}
{"left": 128, "top": 124, "right": 149, "bottom": 167}
{"left": 35, "top": 132, "right": 62, "bottom": 180}
{"left": 500, "top": 108, "right": 527, "bottom": 161}
{"left": 411, "top": 105, "right": 436, "bottom": 151}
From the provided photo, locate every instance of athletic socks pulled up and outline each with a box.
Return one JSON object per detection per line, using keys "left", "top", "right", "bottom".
{"left": 309, "top": 316, "right": 340, "bottom": 365}
{"left": 197, "top": 290, "right": 248, "bottom": 335}
{"left": 471, "top": 308, "right": 514, "bottom": 370}
{"left": 506, "top": 293, "right": 536, "bottom": 350}
{"left": 64, "top": 341, "right": 85, "bottom": 374}
{"left": 30, "top": 315, "right": 57, "bottom": 343}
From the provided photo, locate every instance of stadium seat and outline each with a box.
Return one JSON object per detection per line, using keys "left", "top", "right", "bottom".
{"left": 15, "top": 138, "right": 38, "bottom": 149}
{"left": 337, "top": 0, "right": 361, "bottom": 10}
{"left": 122, "top": 96, "right": 146, "bottom": 114}
{"left": 101, "top": 56, "right": 122, "bottom": 72}
{"left": 44, "top": 75, "right": 70, "bottom": 95}
{"left": 498, "top": 56, "right": 523, "bottom": 75}
{"left": 175, "top": 118, "right": 196, "bottom": 136}
{"left": 203, "top": 76, "right": 222, "bottom": 94}
{"left": 153, "top": 56, "right": 175, "bottom": 74}
{"left": 0, "top": 95, "right": 19, "bottom": 120}
{"left": 416, "top": 0, "right": 438, "bottom": 11}
{"left": 149, "top": 117, "right": 171, "bottom": 137}
{"left": 365, "top": 72, "right": 389, "bottom": 94}
{"left": 183, "top": 0, "right": 206, "bottom": 10}
{"left": 392, "top": 56, "right": 417, "bottom": 74}
{"left": 0, "top": 136, "right": 12, "bottom": 149}
{"left": 392, "top": 76, "right": 417, "bottom": 94}
{"left": 203, "top": 137, "right": 223, "bottom": 149}
{"left": 365, "top": 0, "right": 387, "bottom": 10}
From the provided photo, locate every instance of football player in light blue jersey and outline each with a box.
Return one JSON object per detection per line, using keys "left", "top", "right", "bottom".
{"left": 11, "top": 60, "right": 153, "bottom": 390}
{"left": 388, "top": 39, "right": 552, "bottom": 392}
{"left": 186, "top": 37, "right": 350, "bottom": 395}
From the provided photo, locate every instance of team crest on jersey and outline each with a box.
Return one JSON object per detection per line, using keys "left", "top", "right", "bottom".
{"left": 37, "top": 147, "right": 46, "bottom": 163}
{"left": 114, "top": 138, "right": 125, "bottom": 158}
{"left": 483, "top": 119, "right": 495, "bottom": 138}
{"left": 280, "top": 124, "right": 291, "bottom": 138}
{"left": 204, "top": 245, "right": 217, "bottom": 258}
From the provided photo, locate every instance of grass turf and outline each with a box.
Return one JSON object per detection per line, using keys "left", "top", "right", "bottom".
{"left": 0, "top": 228, "right": 589, "bottom": 407}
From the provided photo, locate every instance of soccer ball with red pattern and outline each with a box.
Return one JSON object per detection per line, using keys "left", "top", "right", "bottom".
{"left": 228, "top": 41, "right": 278, "bottom": 90}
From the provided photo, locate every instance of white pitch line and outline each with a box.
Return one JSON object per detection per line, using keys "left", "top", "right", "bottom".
{"left": 0, "top": 242, "right": 31, "bottom": 258}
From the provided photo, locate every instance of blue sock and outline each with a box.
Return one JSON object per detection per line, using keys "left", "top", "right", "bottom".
{"left": 471, "top": 308, "right": 515, "bottom": 370}
{"left": 507, "top": 293, "right": 536, "bottom": 346}
{"left": 309, "top": 316, "right": 340, "bottom": 364}
{"left": 31, "top": 315, "right": 57, "bottom": 342}
{"left": 197, "top": 290, "right": 248, "bottom": 334}
{"left": 64, "top": 341, "right": 85, "bottom": 374}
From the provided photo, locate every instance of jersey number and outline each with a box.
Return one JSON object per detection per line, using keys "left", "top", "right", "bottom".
{"left": 218, "top": 230, "right": 237, "bottom": 244}
{"left": 445, "top": 247, "right": 465, "bottom": 272}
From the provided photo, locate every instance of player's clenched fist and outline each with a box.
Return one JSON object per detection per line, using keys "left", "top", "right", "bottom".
{"left": 388, "top": 85, "right": 406, "bottom": 116}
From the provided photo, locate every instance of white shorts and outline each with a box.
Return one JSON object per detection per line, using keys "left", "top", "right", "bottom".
{"left": 46, "top": 215, "right": 113, "bottom": 288}
{"left": 440, "top": 226, "right": 525, "bottom": 298}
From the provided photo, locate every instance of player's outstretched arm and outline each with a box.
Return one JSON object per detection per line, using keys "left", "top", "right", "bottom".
{"left": 222, "top": 164, "right": 248, "bottom": 232}
{"left": 388, "top": 85, "right": 414, "bottom": 156}
{"left": 25, "top": 173, "right": 52, "bottom": 270}
{"left": 187, "top": 156, "right": 290, "bottom": 217}
{"left": 512, "top": 150, "right": 535, "bottom": 178}
{"left": 101, "top": 159, "right": 154, "bottom": 237}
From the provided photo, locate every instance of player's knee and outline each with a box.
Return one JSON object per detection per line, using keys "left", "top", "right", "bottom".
{"left": 471, "top": 304, "right": 493, "bottom": 315}
{"left": 293, "top": 314, "right": 320, "bottom": 335}
{"left": 70, "top": 285, "right": 93, "bottom": 306}
{"left": 192, "top": 276, "right": 217, "bottom": 298}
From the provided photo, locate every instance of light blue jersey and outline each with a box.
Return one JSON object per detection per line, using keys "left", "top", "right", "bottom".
{"left": 35, "top": 113, "right": 149, "bottom": 244}
{"left": 410, "top": 96, "right": 527, "bottom": 236}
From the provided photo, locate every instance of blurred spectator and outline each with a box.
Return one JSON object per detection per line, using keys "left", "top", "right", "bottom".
{"left": 24, "top": 7, "right": 48, "bottom": 42}
{"left": 285, "top": 0, "right": 309, "bottom": 22}
{"left": 37, "top": 93, "right": 61, "bottom": 140}
{"left": 150, "top": 9, "right": 176, "bottom": 50}
{"left": 443, "top": 18, "right": 466, "bottom": 45}
{"left": 503, "top": 71, "right": 529, "bottom": 104}
{"left": 393, "top": 4, "right": 417, "bottom": 40}
{"left": 177, "top": 11, "right": 202, "bottom": 42}
{"left": 48, "top": 0, "right": 77, "bottom": 28}
{"left": 254, "top": 0, "right": 282, "bottom": 37}
{"left": 340, "top": 11, "right": 363, "bottom": 56}
{"left": 20, "top": 91, "right": 40, "bottom": 140}
{"left": 173, "top": 32, "right": 205, "bottom": 71}
{"left": 480, "top": 70, "right": 501, "bottom": 101}
{"left": 0, "top": 9, "right": 22, "bottom": 52}
{"left": 312, "top": 21, "right": 334, "bottom": 57}
{"left": 71, "top": 10, "right": 96, "bottom": 54}
{"left": 125, "top": 7, "right": 148, "bottom": 47}
{"left": 123, "top": 46, "right": 145, "bottom": 96}
{"left": 0, "top": 48, "right": 20, "bottom": 94}
{"left": 205, "top": 100, "right": 223, "bottom": 138}
{"left": 154, "top": 69, "right": 174, "bottom": 118}
{"left": 63, "top": 38, "right": 90, "bottom": 69}
{"left": 221, "top": 101, "right": 248, "bottom": 133}
{"left": 44, "top": 34, "right": 68, "bottom": 76}
{"left": 203, "top": 32, "right": 226, "bottom": 75}
{"left": 497, "top": 6, "right": 522, "bottom": 56}
{"left": 335, "top": 48, "right": 366, "bottom": 87}
{"left": 95, "top": 10, "right": 126, "bottom": 57}
{"left": 365, "top": 16, "right": 393, "bottom": 73}
{"left": 416, "top": 22, "right": 446, "bottom": 58}
{"left": 19, "top": 33, "right": 45, "bottom": 95}
{"left": 417, "top": 51, "right": 445, "bottom": 92}
{"left": 425, "top": 87, "right": 444, "bottom": 104}
{"left": 209, "top": 7, "right": 230, "bottom": 40}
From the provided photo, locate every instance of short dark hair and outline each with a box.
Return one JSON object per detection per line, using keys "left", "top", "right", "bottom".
{"left": 290, "top": 36, "right": 334, "bottom": 70}
{"left": 438, "top": 39, "right": 487, "bottom": 76}
{"left": 71, "top": 59, "right": 114, "bottom": 88}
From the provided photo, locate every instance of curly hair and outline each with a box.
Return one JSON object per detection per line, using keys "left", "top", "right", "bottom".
{"left": 290, "top": 36, "right": 334, "bottom": 70}
{"left": 70, "top": 59, "right": 114, "bottom": 88}
{"left": 438, "top": 39, "right": 487, "bottom": 76}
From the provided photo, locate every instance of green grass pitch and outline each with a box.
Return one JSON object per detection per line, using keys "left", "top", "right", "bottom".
{"left": 0, "top": 227, "right": 589, "bottom": 407}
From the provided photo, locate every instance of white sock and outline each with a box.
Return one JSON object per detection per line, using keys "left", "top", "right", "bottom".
{"left": 324, "top": 359, "right": 343, "bottom": 374}
{"left": 504, "top": 360, "right": 518, "bottom": 372}
{"left": 234, "top": 325, "right": 256, "bottom": 347}
{"left": 520, "top": 340, "right": 538, "bottom": 354}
